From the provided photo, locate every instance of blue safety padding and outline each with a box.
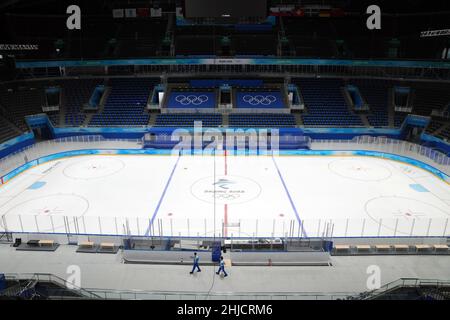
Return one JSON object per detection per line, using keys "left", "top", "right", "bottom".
{"left": 409, "top": 184, "right": 429, "bottom": 192}
{"left": 28, "top": 181, "right": 46, "bottom": 190}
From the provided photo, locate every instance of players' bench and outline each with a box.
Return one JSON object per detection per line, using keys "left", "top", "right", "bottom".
{"left": 393, "top": 244, "right": 410, "bottom": 251}
{"left": 374, "top": 245, "right": 391, "bottom": 252}
{"left": 334, "top": 245, "right": 351, "bottom": 252}
{"left": 78, "top": 241, "right": 95, "bottom": 249}
{"left": 355, "top": 245, "right": 371, "bottom": 252}
{"left": 100, "top": 242, "right": 115, "bottom": 250}
{"left": 415, "top": 244, "right": 432, "bottom": 252}
{"left": 433, "top": 244, "right": 449, "bottom": 252}
{"left": 38, "top": 240, "right": 55, "bottom": 247}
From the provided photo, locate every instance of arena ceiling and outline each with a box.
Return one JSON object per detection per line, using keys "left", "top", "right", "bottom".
{"left": 1, "top": 0, "right": 449, "bottom": 14}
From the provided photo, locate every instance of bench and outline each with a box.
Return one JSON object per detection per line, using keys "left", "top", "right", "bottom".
{"left": 79, "top": 241, "right": 95, "bottom": 248}
{"left": 27, "top": 240, "right": 40, "bottom": 247}
{"left": 415, "top": 244, "right": 432, "bottom": 252}
{"left": 38, "top": 240, "right": 55, "bottom": 247}
{"left": 100, "top": 242, "right": 115, "bottom": 250}
{"left": 355, "top": 245, "right": 371, "bottom": 251}
{"left": 393, "top": 245, "right": 409, "bottom": 251}
{"left": 374, "top": 245, "right": 391, "bottom": 251}
{"left": 334, "top": 245, "right": 350, "bottom": 252}
{"left": 433, "top": 244, "right": 449, "bottom": 252}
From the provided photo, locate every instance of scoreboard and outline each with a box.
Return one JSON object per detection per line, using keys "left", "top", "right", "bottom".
{"left": 184, "top": 0, "right": 268, "bottom": 19}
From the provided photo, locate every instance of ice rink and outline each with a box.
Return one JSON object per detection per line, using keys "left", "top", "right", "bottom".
{"left": 0, "top": 153, "right": 449, "bottom": 238}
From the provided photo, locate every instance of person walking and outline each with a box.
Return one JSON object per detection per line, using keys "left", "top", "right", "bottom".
{"left": 216, "top": 256, "right": 228, "bottom": 277}
{"left": 190, "top": 252, "right": 201, "bottom": 274}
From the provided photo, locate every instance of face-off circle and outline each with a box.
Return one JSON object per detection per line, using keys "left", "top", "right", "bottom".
{"left": 364, "top": 196, "right": 450, "bottom": 235}
{"left": 1, "top": 194, "right": 90, "bottom": 233}
{"left": 63, "top": 157, "right": 125, "bottom": 180}
{"left": 328, "top": 158, "right": 392, "bottom": 182}
{"left": 190, "top": 175, "right": 262, "bottom": 205}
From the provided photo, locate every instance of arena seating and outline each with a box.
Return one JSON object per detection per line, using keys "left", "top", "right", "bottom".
{"left": 283, "top": 18, "right": 334, "bottom": 58}
{"left": 0, "top": 77, "right": 448, "bottom": 141}
{"left": 0, "top": 117, "right": 20, "bottom": 143}
{"left": 89, "top": 78, "right": 157, "bottom": 126}
{"left": 394, "top": 113, "right": 408, "bottom": 128}
{"left": 61, "top": 79, "right": 103, "bottom": 126}
{"left": 0, "top": 84, "right": 45, "bottom": 131}
{"left": 425, "top": 120, "right": 445, "bottom": 134}
{"left": 3, "top": 12, "right": 449, "bottom": 61}
{"left": 175, "top": 35, "right": 218, "bottom": 56}
{"left": 154, "top": 114, "right": 222, "bottom": 127}
{"left": 228, "top": 114, "right": 296, "bottom": 128}
{"left": 115, "top": 20, "right": 167, "bottom": 58}
{"left": 437, "top": 126, "right": 450, "bottom": 141}
{"left": 411, "top": 82, "right": 450, "bottom": 116}
{"left": 295, "top": 78, "right": 364, "bottom": 127}
{"left": 47, "top": 113, "right": 60, "bottom": 126}
{"left": 233, "top": 35, "right": 277, "bottom": 56}
{"left": 352, "top": 79, "right": 391, "bottom": 127}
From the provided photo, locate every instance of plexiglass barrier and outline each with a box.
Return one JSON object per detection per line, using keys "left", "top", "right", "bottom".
{"left": 312, "top": 136, "right": 450, "bottom": 176}
{"left": 2, "top": 215, "right": 448, "bottom": 238}
{"left": 0, "top": 135, "right": 141, "bottom": 178}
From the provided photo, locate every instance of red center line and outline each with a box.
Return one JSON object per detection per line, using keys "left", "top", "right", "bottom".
{"left": 224, "top": 149, "right": 228, "bottom": 237}
{"left": 224, "top": 204, "right": 228, "bottom": 238}
{"left": 224, "top": 149, "right": 228, "bottom": 176}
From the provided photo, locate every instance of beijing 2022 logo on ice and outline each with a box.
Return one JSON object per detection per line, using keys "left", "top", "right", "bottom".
{"left": 191, "top": 176, "right": 262, "bottom": 205}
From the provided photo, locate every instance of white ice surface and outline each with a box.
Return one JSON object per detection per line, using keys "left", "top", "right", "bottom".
{"left": 0, "top": 154, "right": 449, "bottom": 237}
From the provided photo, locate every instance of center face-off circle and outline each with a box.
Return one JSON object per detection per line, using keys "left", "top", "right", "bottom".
{"left": 63, "top": 157, "right": 125, "bottom": 180}
{"left": 191, "top": 175, "right": 262, "bottom": 205}
{"left": 328, "top": 158, "right": 392, "bottom": 182}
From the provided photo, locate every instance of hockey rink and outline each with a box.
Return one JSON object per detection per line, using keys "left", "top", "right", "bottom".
{"left": 0, "top": 153, "right": 449, "bottom": 238}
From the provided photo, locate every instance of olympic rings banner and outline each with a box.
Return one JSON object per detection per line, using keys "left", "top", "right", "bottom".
{"left": 167, "top": 92, "right": 216, "bottom": 108}
{"left": 16, "top": 58, "right": 450, "bottom": 69}
{"left": 236, "top": 92, "right": 284, "bottom": 108}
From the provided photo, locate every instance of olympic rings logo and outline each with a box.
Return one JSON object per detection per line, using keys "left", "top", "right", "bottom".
{"left": 242, "top": 94, "right": 277, "bottom": 106}
{"left": 175, "top": 94, "right": 209, "bottom": 106}
{"left": 214, "top": 194, "right": 241, "bottom": 200}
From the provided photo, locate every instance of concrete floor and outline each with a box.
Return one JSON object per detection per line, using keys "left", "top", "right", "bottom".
{"left": 0, "top": 243, "right": 449, "bottom": 298}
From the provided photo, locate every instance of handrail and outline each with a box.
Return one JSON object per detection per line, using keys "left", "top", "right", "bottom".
{"left": 3, "top": 273, "right": 450, "bottom": 300}
{"left": 78, "top": 288, "right": 355, "bottom": 300}
{"left": 355, "top": 277, "right": 450, "bottom": 300}
{"left": 3, "top": 273, "right": 103, "bottom": 299}
{"left": 0, "top": 272, "right": 354, "bottom": 300}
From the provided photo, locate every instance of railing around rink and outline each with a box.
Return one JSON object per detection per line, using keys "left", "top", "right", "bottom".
{"left": 1, "top": 215, "right": 449, "bottom": 238}
{"left": 0, "top": 135, "right": 142, "bottom": 178}
{"left": 312, "top": 136, "right": 450, "bottom": 176}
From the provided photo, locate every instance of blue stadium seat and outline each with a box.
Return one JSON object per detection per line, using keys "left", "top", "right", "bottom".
{"left": 89, "top": 78, "right": 157, "bottom": 126}
{"left": 295, "top": 78, "right": 364, "bottom": 127}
